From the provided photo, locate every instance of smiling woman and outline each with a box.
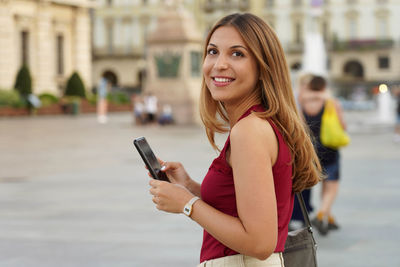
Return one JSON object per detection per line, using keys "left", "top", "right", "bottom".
{"left": 146, "top": 13, "right": 323, "bottom": 267}
{"left": 202, "top": 26, "right": 259, "bottom": 108}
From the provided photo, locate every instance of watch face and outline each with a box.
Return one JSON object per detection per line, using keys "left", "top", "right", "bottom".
{"left": 184, "top": 206, "right": 191, "bottom": 215}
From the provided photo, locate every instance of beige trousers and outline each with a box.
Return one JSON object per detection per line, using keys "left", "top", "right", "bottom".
{"left": 197, "top": 253, "right": 284, "bottom": 267}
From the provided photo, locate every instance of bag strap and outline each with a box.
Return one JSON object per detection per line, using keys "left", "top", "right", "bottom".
{"left": 296, "top": 192, "right": 318, "bottom": 248}
{"left": 295, "top": 192, "right": 312, "bottom": 229}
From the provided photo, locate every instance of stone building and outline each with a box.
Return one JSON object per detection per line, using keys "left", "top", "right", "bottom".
{"left": 0, "top": 0, "right": 93, "bottom": 95}
{"left": 92, "top": 0, "right": 400, "bottom": 95}
{"left": 200, "top": 0, "right": 400, "bottom": 93}
{"left": 92, "top": 0, "right": 160, "bottom": 91}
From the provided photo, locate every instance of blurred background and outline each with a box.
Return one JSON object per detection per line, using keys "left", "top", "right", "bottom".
{"left": 0, "top": 0, "right": 399, "bottom": 120}
{"left": 1, "top": 0, "right": 400, "bottom": 266}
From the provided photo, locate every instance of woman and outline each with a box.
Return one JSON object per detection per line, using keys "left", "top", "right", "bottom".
{"left": 298, "top": 75, "right": 346, "bottom": 235}
{"left": 148, "top": 13, "right": 322, "bottom": 266}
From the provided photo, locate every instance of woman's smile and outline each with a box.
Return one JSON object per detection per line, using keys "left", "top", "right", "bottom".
{"left": 212, "top": 76, "right": 236, "bottom": 87}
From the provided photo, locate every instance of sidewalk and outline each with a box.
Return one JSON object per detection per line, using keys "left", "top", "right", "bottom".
{"left": 0, "top": 111, "right": 399, "bottom": 267}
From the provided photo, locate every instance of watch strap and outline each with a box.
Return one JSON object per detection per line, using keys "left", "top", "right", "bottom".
{"left": 183, "top": 196, "right": 200, "bottom": 217}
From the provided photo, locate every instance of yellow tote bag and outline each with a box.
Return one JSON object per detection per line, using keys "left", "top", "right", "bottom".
{"left": 320, "top": 99, "right": 350, "bottom": 149}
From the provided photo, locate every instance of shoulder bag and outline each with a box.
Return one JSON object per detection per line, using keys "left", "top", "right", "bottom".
{"left": 320, "top": 99, "right": 350, "bottom": 149}
{"left": 283, "top": 193, "right": 318, "bottom": 267}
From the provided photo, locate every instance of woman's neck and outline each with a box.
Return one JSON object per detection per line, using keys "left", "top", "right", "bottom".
{"left": 224, "top": 100, "right": 261, "bottom": 128}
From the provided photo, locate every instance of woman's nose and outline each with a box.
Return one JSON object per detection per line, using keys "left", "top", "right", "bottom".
{"left": 213, "top": 55, "right": 228, "bottom": 70}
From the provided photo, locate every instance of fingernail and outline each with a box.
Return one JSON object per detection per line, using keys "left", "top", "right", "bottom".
{"left": 161, "top": 165, "right": 166, "bottom": 171}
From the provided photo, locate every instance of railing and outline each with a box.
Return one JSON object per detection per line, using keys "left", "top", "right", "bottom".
{"left": 203, "top": 0, "right": 249, "bottom": 13}
{"left": 286, "top": 38, "right": 395, "bottom": 53}
{"left": 331, "top": 38, "right": 394, "bottom": 51}
{"left": 286, "top": 42, "right": 304, "bottom": 53}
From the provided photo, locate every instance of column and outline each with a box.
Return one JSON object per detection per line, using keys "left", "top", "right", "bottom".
{"left": 74, "top": 6, "right": 92, "bottom": 90}
{"left": 0, "top": 0, "right": 16, "bottom": 89}
{"left": 36, "top": 0, "right": 55, "bottom": 94}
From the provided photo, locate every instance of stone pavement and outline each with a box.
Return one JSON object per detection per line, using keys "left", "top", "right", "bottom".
{"left": 0, "top": 111, "right": 399, "bottom": 267}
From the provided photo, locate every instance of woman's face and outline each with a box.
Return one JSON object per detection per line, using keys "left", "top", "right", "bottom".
{"left": 202, "top": 26, "right": 259, "bottom": 106}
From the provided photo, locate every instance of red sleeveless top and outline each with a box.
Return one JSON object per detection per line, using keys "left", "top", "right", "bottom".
{"left": 200, "top": 105, "right": 294, "bottom": 263}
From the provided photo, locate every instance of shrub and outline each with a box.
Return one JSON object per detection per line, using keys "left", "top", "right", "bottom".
{"left": 86, "top": 93, "right": 97, "bottom": 105}
{"left": 107, "top": 91, "right": 130, "bottom": 105}
{"left": 14, "top": 65, "right": 32, "bottom": 96}
{"left": 0, "top": 89, "right": 26, "bottom": 108}
{"left": 39, "top": 93, "right": 59, "bottom": 107}
{"left": 65, "top": 72, "right": 86, "bottom": 98}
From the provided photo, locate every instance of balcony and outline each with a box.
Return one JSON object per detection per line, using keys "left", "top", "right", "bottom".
{"left": 286, "top": 42, "right": 304, "bottom": 53}
{"left": 331, "top": 38, "right": 394, "bottom": 51}
{"left": 203, "top": 0, "right": 250, "bottom": 13}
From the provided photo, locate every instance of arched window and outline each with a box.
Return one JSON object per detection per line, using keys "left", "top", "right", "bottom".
{"left": 103, "top": 70, "right": 118, "bottom": 87}
{"left": 343, "top": 60, "right": 364, "bottom": 79}
{"left": 291, "top": 62, "right": 302, "bottom": 71}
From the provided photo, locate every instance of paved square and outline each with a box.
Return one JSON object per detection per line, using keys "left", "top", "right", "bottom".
{"left": 0, "top": 111, "right": 399, "bottom": 267}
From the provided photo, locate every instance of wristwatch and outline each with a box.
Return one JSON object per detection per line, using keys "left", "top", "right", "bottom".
{"left": 183, "top": 196, "right": 200, "bottom": 217}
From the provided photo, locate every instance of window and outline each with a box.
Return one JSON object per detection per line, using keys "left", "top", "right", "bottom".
{"left": 190, "top": 51, "right": 202, "bottom": 77}
{"left": 349, "top": 18, "right": 357, "bottom": 39}
{"left": 378, "top": 56, "right": 389, "bottom": 69}
{"left": 377, "top": 17, "right": 388, "bottom": 38}
{"left": 21, "top": 31, "right": 29, "bottom": 66}
{"left": 322, "top": 21, "right": 329, "bottom": 41}
{"left": 294, "top": 22, "right": 302, "bottom": 43}
{"left": 106, "top": 21, "right": 113, "bottom": 53}
{"left": 292, "top": 0, "right": 302, "bottom": 7}
{"left": 56, "top": 34, "right": 64, "bottom": 75}
{"left": 265, "top": 0, "right": 274, "bottom": 8}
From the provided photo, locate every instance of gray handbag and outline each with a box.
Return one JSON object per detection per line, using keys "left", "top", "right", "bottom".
{"left": 283, "top": 193, "right": 318, "bottom": 267}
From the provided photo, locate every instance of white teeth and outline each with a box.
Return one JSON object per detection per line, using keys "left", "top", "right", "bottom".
{"left": 214, "top": 77, "right": 232, "bottom": 83}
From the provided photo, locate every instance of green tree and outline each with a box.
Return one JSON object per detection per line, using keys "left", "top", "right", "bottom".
{"left": 14, "top": 65, "right": 32, "bottom": 96}
{"left": 65, "top": 72, "right": 86, "bottom": 98}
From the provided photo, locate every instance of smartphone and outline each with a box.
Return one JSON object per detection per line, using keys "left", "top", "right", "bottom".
{"left": 133, "top": 137, "right": 169, "bottom": 182}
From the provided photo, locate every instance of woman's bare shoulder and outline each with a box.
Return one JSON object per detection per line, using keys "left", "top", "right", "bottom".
{"left": 230, "top": 114, "right": 275, "bottom": 144}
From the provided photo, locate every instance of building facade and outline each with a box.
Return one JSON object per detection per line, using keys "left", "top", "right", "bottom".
{"left": 93, "top": 0, "right": 400, "bottom": 94}
{"left": 0, "top": 0, "right": 93, "bottom": 96}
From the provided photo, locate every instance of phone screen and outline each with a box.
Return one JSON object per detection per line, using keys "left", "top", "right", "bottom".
{"left": 133, "top": 137, "right": 169, "bottom": 182}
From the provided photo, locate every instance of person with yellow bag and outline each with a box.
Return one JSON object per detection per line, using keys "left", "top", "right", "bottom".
{"left": 298, "top": 75, "right": 349, "bottom": 235}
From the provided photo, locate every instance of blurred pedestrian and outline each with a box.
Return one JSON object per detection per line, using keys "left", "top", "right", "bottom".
{"left": 132, "top": 95, "right": 145, "bottom": 125}
{"left": 158, "top": 104, "right": 173, "bottom": 125}
{"left": 393, "top": 87, "right": 400, "bottom": 142}
{"left": 290, "top": 73, "right": 314, "bottom": 231}
{"left": 298, "top": 75, "right": 346, "bottom": 235}
{"left": 146, "top": 13, "right": 322, "bottom": 266}
{"left": 97, "top": 76, "right": 109, "bottom": 124}
{"left": 144, "top": 92, "right": 158, "bottom": 124}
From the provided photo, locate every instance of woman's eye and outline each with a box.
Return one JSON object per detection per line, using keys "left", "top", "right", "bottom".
{"left": 207, "top": 49, "right": 217, "bottom": 55}
{"left": 233, "top": 51, "right": 244, "bottom": 57}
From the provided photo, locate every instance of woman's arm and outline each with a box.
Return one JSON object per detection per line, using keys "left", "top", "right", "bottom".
{"left": 188, "top": 115, "right": 278, "bottom": 259}
{"left": 149, "top": 115, "right": 279, "bottom": 260}
{"left": 150, "top": 115, "right": 278, "bottom": 259}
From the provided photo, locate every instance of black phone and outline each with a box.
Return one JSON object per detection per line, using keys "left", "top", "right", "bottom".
{"left": 133, "top": 137, "right": 169, "bottom": 182}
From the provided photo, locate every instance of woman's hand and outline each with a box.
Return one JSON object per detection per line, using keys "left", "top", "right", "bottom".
{"left": 149, "top": 179, "right": 193, "bottom": 213}
{"left": 158, "top": 159, "right": 192, "bottom": 188}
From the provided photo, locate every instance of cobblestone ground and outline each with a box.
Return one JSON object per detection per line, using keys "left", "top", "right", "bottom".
{"left": 0, "top": 111, "right": 399, "bottom": 267}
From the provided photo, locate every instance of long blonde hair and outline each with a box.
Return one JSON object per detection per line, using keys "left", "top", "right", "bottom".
{"left": 199, "top": 13, "right": 322, "bottom": 192}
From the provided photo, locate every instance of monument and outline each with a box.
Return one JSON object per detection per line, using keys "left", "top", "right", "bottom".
{"left": 144, "top": 0, "right": 203, "bottom": 124}
{"left": 302, "top": 0, "right": 327, "bottom": 77}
